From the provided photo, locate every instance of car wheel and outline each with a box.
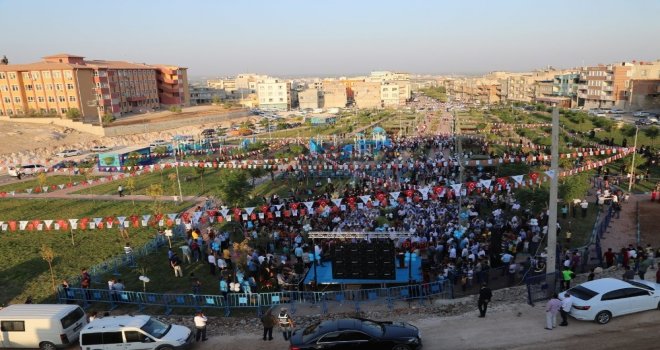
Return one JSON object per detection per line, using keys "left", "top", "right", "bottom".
{"left": 595, "top": 311, "right": 612, "bottom": 325}
{"left": 157, "top": 347, "right": 174, "bottom": 350}
{"left": 40, "top": 342, "right": 57, "bottom": 350}
{"left": 392, "top": 345, "right": 412, "bottom": 350}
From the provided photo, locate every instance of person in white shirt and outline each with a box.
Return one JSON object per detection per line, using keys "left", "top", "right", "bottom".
{"left": 193, "top": 311, "right": 208, "bottom": 341}
{"left": 560, "top": 292, "right": 573, "bottom": 326}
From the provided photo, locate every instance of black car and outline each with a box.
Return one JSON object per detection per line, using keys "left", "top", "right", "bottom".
{"left": 290, "top": 318, "right": 422, "bottom": 350}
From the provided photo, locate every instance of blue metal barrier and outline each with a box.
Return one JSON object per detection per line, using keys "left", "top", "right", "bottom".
{"left": 58, "top": 279, "right": 452, "bottom": 316}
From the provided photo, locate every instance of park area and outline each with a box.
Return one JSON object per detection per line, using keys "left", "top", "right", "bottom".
{"left": 0, "top": 103, "right": 657, "bottom": 310}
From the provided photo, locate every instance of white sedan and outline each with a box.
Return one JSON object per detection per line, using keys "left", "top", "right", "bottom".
{"left": 563, "top": 278, "right": 660, "bottom": 324}
{"left": 55, "top": 149, "right": 82, "bottom": 158}
{"left": 90, "top": 145, "right": 110, "bottom": 152}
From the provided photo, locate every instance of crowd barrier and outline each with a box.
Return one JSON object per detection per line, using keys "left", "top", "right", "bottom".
{"left": 57, "top": 280, "right": 452, "bottom": 317}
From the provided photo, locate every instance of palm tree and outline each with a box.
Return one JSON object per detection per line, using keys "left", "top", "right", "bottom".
{"left": 644, "top": 126, "right": 659, "bottom": 148}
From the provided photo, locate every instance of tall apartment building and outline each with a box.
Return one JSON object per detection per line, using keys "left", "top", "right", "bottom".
{"left": 0, "top": 53, "right": 188, "bottom": 122}
{"left": 321, "top": 79, "right": 348, "bottom": 108}
{"left": 352, "top": 81, "right": 381, "bottom": 109}
{"left": 577, "top": 62, "right": 633, "bottom": 109}
{"left": 257, "top": 78, "right": 291, "bottom": 111}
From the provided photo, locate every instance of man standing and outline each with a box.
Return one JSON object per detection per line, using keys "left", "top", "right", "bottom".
{"left": 603, "top": 248, "right": 615, "bottom": 268}
{"left": 545, "top": 292, "right": 562, "bottom": 330}
{"left": 193, "top": 311, "right": 208, "bottom": 341}
{"left": 261, "top": 307, "right": 276, "bottom": 341}
{"left": 477, "top": 283, "right": 492, "bottom": 318}
{"left": 170, "top": 253, "right": 183, "bottom": 277}
{"left": 561, "top": 266, "right": 575, "bottom": 291}
{"left": 278, "top": 307, "right": 294, "bottom": 340}
{"left": 638, "top": 255, "right": 652, "bottom": 280}
{"left": 559, "top": 292, "right": 573, "bottom": 326}
{"left": 118, "top": 185, "right": 124, "bottom": 197}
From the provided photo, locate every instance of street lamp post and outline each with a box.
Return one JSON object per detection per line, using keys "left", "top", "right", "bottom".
{"left": 627, "top": 126, "right": 639, "bottom": 192}
{"left": 171, "top": 141, "right": 184, "bottom": 202}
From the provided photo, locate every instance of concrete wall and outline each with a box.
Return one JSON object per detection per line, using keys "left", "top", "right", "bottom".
{"left": 103, "top": 110, "right": 250, "bottom": 136}
{"left": 0, "top": 116, "right": 105, "bottom": 135}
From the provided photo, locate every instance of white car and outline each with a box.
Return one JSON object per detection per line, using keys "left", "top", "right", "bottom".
{"left": 149, "top": 139, "right": 169, "bottom": 148}
{"left": 563, "top": 278, "right": 660, "bottom": 324}
{"left": 90, "top": 145, "right": 110, "bottom": 152}
{"left": 610, "top": 108, "right": 625, "bottom": 114}
{"left": 8, "top": 164, "right": 47, "bottom": 177}
{"left": 647, "top": 117, "right": 659, "bottom": 124}
{"left": 633, "top": 111, "right": 650, "bottom": 118}
{"left": 55, "top": 149, "right": 82, "bottom": 158}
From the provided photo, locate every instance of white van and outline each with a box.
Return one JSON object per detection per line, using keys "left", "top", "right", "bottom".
{"left": 0, "top": 304, "right": 87, "bottom": 350}
{"left": 80, "top": 315, "right": 193, "bottom": 350}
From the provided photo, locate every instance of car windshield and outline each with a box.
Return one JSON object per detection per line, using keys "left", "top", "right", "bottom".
{"left": 140, "top": 318, "right": 171, "bottom": 338}
{"left": 568, "top": 285, "right": 598, "bottom": 300}
{"left": 360, "top": 320, "right": 384, "bottom": 336}
{"left": 626, "top": 280, "right": 655, "bottom": 291}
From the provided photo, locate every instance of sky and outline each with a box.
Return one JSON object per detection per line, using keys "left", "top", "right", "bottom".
{"left": 1, "top": 0, "right": 659, "bottom": 78}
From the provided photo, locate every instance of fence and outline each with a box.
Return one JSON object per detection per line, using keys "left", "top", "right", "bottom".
{"left": 57, "top": 280, "right": 453, "bottom": 317}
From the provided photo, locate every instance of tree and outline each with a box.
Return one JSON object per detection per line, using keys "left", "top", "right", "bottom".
{"left": 40, "top": 245, "right": 56, "bottom": 292}
{"left": 146, "top": 184, "right": 165, "bottom": 213}
{"left": 126, "top": 178, "right": 136, "bottom": 206}
{"left": 212, "top": 95, "right": 222, "bottom": 105}
{"left": 124, "top": 152, "right": 140, "bottom": 167}
{"left": 37, "top": 172, "right": 48, "bottom": 189}
{"left": 194, "top": 165, "right": 207, "bottom": 193}
{"left": 167, "top": 173, "right": 178, "bottom": 196}
{"left": 247, "top": 167, "right": 266, "bottom": 186}
{"left": 644, "top": 126, "right": 659, "bottom": 148}
{"left": 65, "top": 108, "right": 81, "bottom": 120}
{"left": 215, "top": 170, "right": 250, "bottom": 207}
{"left": 559, "top": 173, "right": 590, "bottom": 204}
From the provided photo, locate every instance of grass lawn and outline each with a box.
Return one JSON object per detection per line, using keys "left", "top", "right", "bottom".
{"left": 0, "top": 199, "right": 194, "bottom": 305}
{"left": 559, "top": 203, "right": 600, "bottom": 249}
{"left": 0, "top": 175, "right": 100, "bottom": 193}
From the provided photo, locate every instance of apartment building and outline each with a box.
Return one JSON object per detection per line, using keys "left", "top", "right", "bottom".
{"left": 298, "top": 88, "right": 323, "bottom": 109}
{"left": 257, "top": 78, "right": 291, "bottom": 111}
{"left": 0, "top": 53, "right": 188, "bottom": 122}
{"left": 352, "top": 81, "right": 382, "bottom": 109}
{"left": 381, "top": 81, "right": 401, "bottom": 107}
{"left": 577, "top": 62, "right": 633, "bottom": 109}
{"left": 321, "top": 79, "right": 348, "bottom": 108}
{"left": 444, "top": 77, "right": 501, "bottom": 105}
{"left": 629, "top": 60, "right": 660, "bottom": 111}
{"left": 189, "top": 85, "right": 225, "bottom": 105}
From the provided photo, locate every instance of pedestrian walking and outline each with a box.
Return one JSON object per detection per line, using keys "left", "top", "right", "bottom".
{"left": 118, "top": 185, "right": 124, "bottom": 197}
{"left": 559, "top": 292, "right": 573, "bottom": 326}
{"left": 545, "top": 293, "right": 561, "bottom": 330}
{"left": 193, "top": 311, "right": 208, "bottom": 341}
{"left": 278, "top": 307, "right": 294, "bottom": 341}
{"left": 477, "top": 283, "right": 492, "bottom": 318}
{"left": 260, "top": 307, "right": 277, "bottom": 341}
{"left": 560, "top": 266, "right": 575, "bottom": 291}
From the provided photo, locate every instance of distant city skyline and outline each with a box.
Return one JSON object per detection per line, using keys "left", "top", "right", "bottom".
{"left": 2, "top": 0, "right": 659, "bottom": 77}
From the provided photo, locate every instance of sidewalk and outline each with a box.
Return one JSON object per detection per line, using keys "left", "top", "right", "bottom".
{"left": 599, "top": 194, "right": 639, "bottom": 252}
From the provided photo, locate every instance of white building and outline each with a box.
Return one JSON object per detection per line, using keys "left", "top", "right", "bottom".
{"left": 257, "top": 78, "right": 291, "bottom": 111}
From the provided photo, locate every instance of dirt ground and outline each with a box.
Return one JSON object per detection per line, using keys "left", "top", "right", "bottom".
{"left": 638, "top": 200, "right": 660, "bottom": 248}
{"left": 0, "top": 113, "right": 258, "bottom": 166}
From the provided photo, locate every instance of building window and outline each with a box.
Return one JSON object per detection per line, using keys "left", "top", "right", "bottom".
{"left": 14, "top": 97, "right": 21, "bottom": 103}
{"left": 0, "top": 85, "right": 7, "bottom": 91}
{"left": 11, "top": 85, "right": 18, "bottom": 91}
{"left": 48, "top": 96, "right": 55, "bottom": 102}
{"left": 58, "top": 96, "right": 66, "bottom": 102}
{"left": 50, "top": 108, "right": 56, "bottom": 113}
{"left": 3, "top": 97, "right": 10, "bottom": 103}
{"left": 38, "top": 96, "right": 44, "bottom": 102}
{"left": 0, "top": 109, "right": 3, "bottom": 116}
{"left": 22, "top": 72, "right": 30, "bottom": 79}
{"left": 69, "top": 96, "right": 76, "bottom": 102}
{"left": 27, "top": 96, "right": 34, "bottom": 102}
{"left": 31, "top": 72, "right": 40, "bottom": 80}
{"left": 66, "top": 83, "right": 74, "bottom": 90}
{"left": 56, "top": 84, "right": 63, "bottom": 91}
{"left": 7, "top": 109, "right": 13, "bottom": 115}
{"left": 53, "top": 71, "right": 61, "bottom": 78}
{"left": 64, "top": 71, "right": 72, "bottom": 79}
{"left": 35, "top": 84, "right": 42, "bottom": 91}
{"left": 0, "top": 73, "right": 5, "bottom": 79}
{"left": 9, "top": 72, "right": 16, "bottom": 79}
{"left": 25, "top": 84, "right": 33, "bottom": 91}
{"left": 43, "top": 71, "right": 51, "bottom": 78}
{"left": 47, "top": 84, "right": 53, "bottom": 90}
{"left": 61, "top": 108, "right": 68, "bottom": 113}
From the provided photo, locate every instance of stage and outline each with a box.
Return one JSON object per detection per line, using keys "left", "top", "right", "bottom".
{"left": 303, "top": 259, "right": 422, "bottom": 285}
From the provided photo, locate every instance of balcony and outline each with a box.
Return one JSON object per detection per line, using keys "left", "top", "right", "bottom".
{"left": 578, "top": 84, "right": 587, "bottom": 90}
{"left": 606, "top": 76, "right": 612, "bottom": 81}
{"left": 578, "top": 93, "right": 587, "bottom": 99}
{"left": 602, "top": 86, "right": 613, "bottom": 92}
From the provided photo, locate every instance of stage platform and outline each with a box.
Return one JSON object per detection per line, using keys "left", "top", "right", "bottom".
{"left": 303, "top": 259, "right": 422, "bottom": 285}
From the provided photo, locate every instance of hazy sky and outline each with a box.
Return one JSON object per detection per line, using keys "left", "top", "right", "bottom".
{"left": 2, "top": 0, "right": 659, "bottom": 78}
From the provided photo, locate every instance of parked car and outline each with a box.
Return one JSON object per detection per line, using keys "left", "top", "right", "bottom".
{"left": 90, "top": 145, "right": 110, "bottom": 152}
{"left": 149, "top": 139, "right": 169, "bottom": 148}
{"left": 0, "top": 304, "right": 87, "bottom": 350}
{"left": 633, "top": 111, "right": 650, "bottom": 118}
{"left": 52, "top": 160, "right": 78, "bottom": 170}
{"left": 79, "top": 315, "right": 193, "bottom": 350}
{"left": 7, "top": 164, "right": 47, "bottom": 177}
{"left": 289, "top": 318, "right": 422, "bottom": 350}
{"left": 562, "top": 278, "right": 660, "bottom": 325}
{"left": 646, "top": 117, "right": 659, "bottom": 124}
{"left": 55, "top": 149, "right": 82, "bottom": 158}
{"left": 610, "top": 108, "right": 625, "bottom": 114}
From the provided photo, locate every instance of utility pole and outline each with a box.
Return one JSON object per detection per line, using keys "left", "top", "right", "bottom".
{"left": 546, "top": 106, "right": 559, "bottom": 279}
